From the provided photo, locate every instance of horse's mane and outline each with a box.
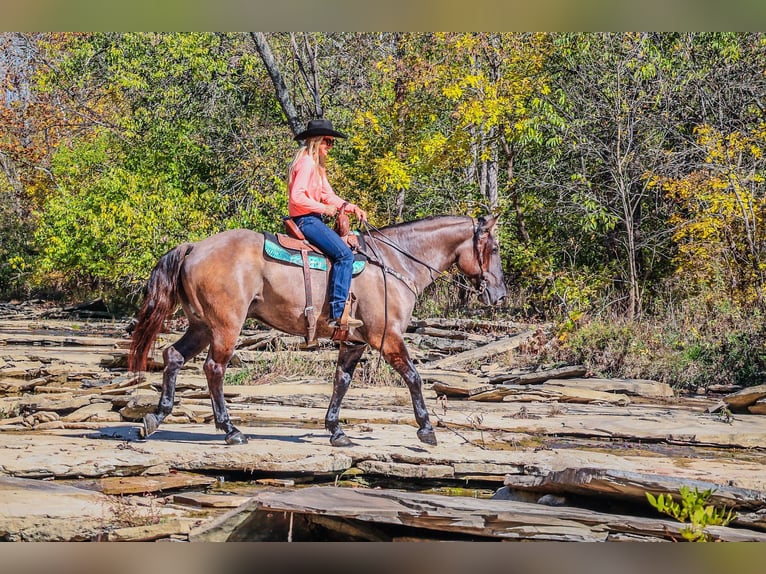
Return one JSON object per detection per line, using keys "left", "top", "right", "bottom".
{"left": 373, "top": 214, "right": 470, "bottom": 234}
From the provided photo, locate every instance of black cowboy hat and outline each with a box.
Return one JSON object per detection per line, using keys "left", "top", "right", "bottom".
{"left": 294, "top": 118, "right": 348, "bottom": 141}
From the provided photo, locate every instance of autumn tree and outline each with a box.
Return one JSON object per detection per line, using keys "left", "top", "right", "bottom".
{"left": 0, "top": 33, "right": 78, "bottom": 294}
{"left": 544, "top": 33, "right": 699, "bottom": 320}
{"left": 656, "top": 34, "right": 766, "bottom": 309}
{"left": 27, "top": 33, "right": 293, "bottom": 296}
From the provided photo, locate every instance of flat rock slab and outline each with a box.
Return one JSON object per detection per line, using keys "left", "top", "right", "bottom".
{"left": 724, "top": 384, "right": 766, "bottom": 411}
{"left": 467, "top": 383, "right": 631, "bottom": 404}
{"left": 549, "top": 377, "right": 674, "bottom": 399}
{"left": 0, "top": 475, "right": 195, "bottom": 541}
{"left": 189, "top": 485, "right": 766, "bottom": 542}
{"left": 66, "top": 472, "right": 218, "bottom": 495}
{"left": 1, "top": 418, "right": 764, "bottom": 502}
{"left": 502, "top": 467, "right": 766, "bottom": 510}
{"left": 172, "top": 492, "right": 252, "bottom": 508}
{"left": 219, "top": 388, "right": 766, "bottom": 449}
{"left": 0, "top": 425, "right": 354, "bottom": 479}
{"left": 2, "top": 315, "right": 766, "bottom": 541}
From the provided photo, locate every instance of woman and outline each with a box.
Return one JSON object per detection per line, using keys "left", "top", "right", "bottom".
{"left": 288, "top": 118, "right": 367, "bottom": 329}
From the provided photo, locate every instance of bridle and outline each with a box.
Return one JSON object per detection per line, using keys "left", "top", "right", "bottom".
{"left": 357, "top": 217, "right": 493, "bottom": 361}
{"left": 360, "top": 218, "right": 491, "bottom": 297}
{"left": 471, "top": 218, "right": 492, "bottom": 297}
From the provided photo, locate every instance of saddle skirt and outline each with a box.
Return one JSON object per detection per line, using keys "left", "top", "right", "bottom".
{"left": 263, "top": 232, "right": 367, "bottom": 275}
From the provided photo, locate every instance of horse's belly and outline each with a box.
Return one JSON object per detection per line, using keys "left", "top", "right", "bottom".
{"left": 250, "top": 265, "right": 329, "bottom": 332}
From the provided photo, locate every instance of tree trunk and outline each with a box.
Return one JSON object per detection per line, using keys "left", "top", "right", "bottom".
{"left": 290, "top": 33, "right": 323, "bottom": 118}
{"left": 500, "top": 135, "right": 529, "bottom": 243}
{"left": 393, "top": 33, "right": 408, "bottom": 221}
{"left": 485, "top": 148, "right": 498, "bottom": 210}
{"left": 478, "top": 127, "right": 499, "bottom": 208}
{"left": 250, "top": 32, "right": 302, "bottom": 137}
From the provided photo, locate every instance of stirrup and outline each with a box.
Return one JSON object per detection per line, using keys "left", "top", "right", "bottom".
{"left": 299, "top": 338, "right": 320, "bottom": 350}
{"left": 331, "top": 292, "right": 359, "bottom": 342}
{"left": 328, "top": 317, "right": 363, "bottom": 329}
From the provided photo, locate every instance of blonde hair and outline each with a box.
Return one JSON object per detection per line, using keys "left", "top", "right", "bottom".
{"left": 288, "top": 136, "right": 326, "bottom": 184}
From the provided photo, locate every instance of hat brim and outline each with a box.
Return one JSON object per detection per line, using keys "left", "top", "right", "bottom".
{"left": 294, "top": 127, "right": 348, "bottom": 141}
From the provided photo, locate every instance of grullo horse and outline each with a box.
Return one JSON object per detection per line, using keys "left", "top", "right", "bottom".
{"left": 129, "top": 215, "right": 506, "bottom": 446}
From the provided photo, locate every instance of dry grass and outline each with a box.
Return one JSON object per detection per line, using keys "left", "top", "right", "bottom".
{"left": 226, "top": 346, "right": 403, "bottom": 388}
{"left": 103, "top": 494, "right": 163, "bottom": 529}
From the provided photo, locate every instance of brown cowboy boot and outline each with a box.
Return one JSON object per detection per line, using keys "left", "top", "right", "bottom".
{"left": 329, "top": 293, "right": 362, "bottom": 330}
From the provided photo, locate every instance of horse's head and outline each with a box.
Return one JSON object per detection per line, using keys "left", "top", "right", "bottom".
{"left": 457, "top": 215, "right": 507, "bottom": 306}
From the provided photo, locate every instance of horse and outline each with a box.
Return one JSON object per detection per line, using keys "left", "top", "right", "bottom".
{"left": 128, "top": 214, "right": 507, "bottom": 447}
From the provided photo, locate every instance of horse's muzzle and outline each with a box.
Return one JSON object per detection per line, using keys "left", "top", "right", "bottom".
{"left": 480, "top": 284, "right": 507, "bottom": 306}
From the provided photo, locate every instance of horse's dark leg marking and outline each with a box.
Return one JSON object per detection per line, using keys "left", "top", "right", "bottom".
{"left": 143, "top": 327, "right": 208, "bottom": 439}
{"left": 382, "top": 340, "right": 437, "bottom": 446}
{"left": 205, "top": 331, "right": 247, "bottom": 445}
{"left": 325, "top": 342, "right": 367, "bottom": 446}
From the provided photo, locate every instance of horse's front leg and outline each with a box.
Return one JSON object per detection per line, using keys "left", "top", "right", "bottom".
{"left": 382, "top": 338, "right": 437, "bottom": 446}
{"left": 325, "top": 342, "right": 367, "bottom": 446}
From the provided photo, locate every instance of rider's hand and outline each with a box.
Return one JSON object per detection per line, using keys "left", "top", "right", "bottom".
{"left": 352, "top": 204, "right": 367, "bottom": 222}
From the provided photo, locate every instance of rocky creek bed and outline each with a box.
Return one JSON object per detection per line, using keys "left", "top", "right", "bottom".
{"left": 1, "top": 300, "right": 765, "bottom": 541}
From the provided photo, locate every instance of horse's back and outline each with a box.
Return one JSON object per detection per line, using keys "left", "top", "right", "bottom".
{"left": 188, "top": 228, "right": 262, "bottom": 257}
{"left": 179, "top": 229, "right": 265, "bottom": 322}
{"left": 184, "top": 228, "right": 265, "bottom": 278}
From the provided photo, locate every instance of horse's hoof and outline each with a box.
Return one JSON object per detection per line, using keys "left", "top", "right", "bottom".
{"left": 142, "top": 413, "right": 159, "bottom": 438}
{"left": 417, "top": 428, "right": 438, "bottom": 446}
{"left": 225, "top": 430, "right": 248, "bottom": 445}
{"left": 330, "top": 433, "right": 354, "bottom": 447}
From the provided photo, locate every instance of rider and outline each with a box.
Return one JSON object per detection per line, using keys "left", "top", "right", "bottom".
{"left": 288, "top": 118, "right": 367, "bottom": 329}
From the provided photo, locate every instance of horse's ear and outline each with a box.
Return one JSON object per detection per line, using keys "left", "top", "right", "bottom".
{"left": 479, "top": 214, "right": 499, "bottom": 233}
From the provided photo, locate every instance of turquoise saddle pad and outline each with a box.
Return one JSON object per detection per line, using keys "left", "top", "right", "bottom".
{"left": 263, "top": 232, "right": 366, "bottom": 275}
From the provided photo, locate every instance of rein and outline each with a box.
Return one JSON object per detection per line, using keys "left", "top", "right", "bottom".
{"left": 357, "top": 217, "right": 490, "bottom": 371}
{"left": 361, "top": 219, "right": 487, "bottom": 296}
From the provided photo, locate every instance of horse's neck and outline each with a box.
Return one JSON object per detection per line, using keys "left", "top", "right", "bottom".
{"left": 378, "top": 217, "right": 471, "bottom": 285}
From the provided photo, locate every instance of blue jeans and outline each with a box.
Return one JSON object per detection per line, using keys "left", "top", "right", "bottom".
{"left": 294, "top": 214, "right": 354, "bottom": 319}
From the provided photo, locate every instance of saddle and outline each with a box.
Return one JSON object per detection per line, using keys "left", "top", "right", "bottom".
{"left": 280, "top": 217, "right": 322, "bottom": 253}
{"left": 282, "top": 212, "right": 359, "bottom": 250}
{"left": 276, "top": 215, "right": 362, "bottom": 347}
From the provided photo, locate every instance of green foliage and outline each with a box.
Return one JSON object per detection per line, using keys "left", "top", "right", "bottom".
{"left": 681, "top": 332, "right": 766, "bottom": 390}
{"left": 224, "top": 368, "right": 254, "bottom": 386}
{"left": 0, "top": 178, "right": 35, "bottom": 297}
{"left": 22, "top": 33, "right": 295, "bottom": 297}
{"left": 646, "top": 486, "right": 736, "bottom": 542}
{"left": 33, "top": 131, "right": 224, "bottom": 295}
{"left": 556, "top": 320, "right": 638, "bottom": 376}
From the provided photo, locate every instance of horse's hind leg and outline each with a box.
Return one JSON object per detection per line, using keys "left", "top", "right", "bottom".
{"left": 205, "top": 332, "right": 247, "bottom": 445}
{"left": 382, "top": 338, "right": 437, "bottom": 446}
{"left": 143, "top": 326, "right": 208, "bottom": 438}
{"left": 325, "top": 342, "right": 367, "bottom": 446}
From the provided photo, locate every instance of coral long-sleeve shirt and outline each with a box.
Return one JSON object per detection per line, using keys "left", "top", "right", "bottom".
{"left": 288, "top": 154, "right": 346, "bottom": 217}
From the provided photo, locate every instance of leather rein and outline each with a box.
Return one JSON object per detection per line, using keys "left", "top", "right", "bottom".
{"left": 360, "top": 218, "right": 490, "bottom": 297}
{"left": 357, "top": 217, "right": 490, "bottom": 363}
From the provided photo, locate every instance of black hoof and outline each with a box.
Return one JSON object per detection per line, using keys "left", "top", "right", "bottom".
{"left": 330, "top": 432, "right": 354, "bottom": 447}
{"left": 417, "top": 428, "right": 437, "bottom": 446}
{"left": 225, "top": 430, "right": 248, "bottom": 445}
{"left": 142, "top": 413, "right": 159, "bottom": 438}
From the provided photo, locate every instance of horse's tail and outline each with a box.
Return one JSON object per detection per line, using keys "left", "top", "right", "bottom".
{"left": 128, "top": 244, "right": 193, "bottom": 372}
